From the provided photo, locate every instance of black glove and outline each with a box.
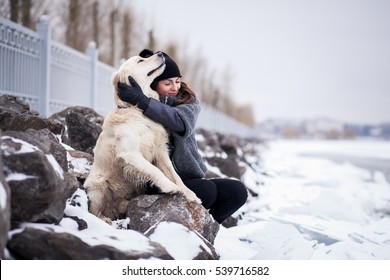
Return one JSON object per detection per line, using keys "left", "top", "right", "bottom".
{"left": 117, "top": 76, "right": 150, "bottom": 111}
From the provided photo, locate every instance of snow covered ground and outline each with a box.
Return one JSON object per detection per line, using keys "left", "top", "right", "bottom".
{"left": 215, "top": 139, "right": 390, "bottom": 260}
{"left": 4, "top": 138, "right": 390, "bottom": 280}
{"left": 6, "top": 139, "right": 390, "bottom": 262}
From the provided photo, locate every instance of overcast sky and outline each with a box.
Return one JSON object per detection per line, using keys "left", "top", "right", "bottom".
{"left": 132, "top": 0, "right": 390, "bottom": 125}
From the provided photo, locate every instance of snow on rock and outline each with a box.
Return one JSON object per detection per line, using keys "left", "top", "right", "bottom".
{"left": 148, "top": 221, "right": 214, "bottom": 260}
{"left": 0, "top": 182, "right": 7, "bottom": 210}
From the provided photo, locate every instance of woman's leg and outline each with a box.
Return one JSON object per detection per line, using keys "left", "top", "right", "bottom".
{"left": 183, "top": 178, "right": 248, "bottom": 224}
{"left": 182, "top": 178, "right": 218, "bottom": 209}
{"left": 208, "top": 179, "right": 248, "bottom": 223}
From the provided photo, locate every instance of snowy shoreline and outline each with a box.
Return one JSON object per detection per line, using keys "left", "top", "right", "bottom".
{"left": 215, "top": 139, "right": 390, "bottom": 260}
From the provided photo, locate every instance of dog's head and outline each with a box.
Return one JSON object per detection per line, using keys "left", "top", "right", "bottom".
{"left": 112, "top": 52, "right": 166, "bottom": 108}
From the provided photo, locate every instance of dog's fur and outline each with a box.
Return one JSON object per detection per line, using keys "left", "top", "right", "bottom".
{"left": 84, "top": 52, "right": 200, "bottom": 224}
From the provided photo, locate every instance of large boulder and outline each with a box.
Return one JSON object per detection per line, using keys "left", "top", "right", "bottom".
{"left": 7, "top": 227, "right": 172, "bottom": 260}
{"left": 126, "top": 194, "right": 219, "bottom": 244}
{"left": 1, "top": 129, "right": 78, "bottom": 223}
{"left": 49, "top": 106, "right": 103, "bottom": 154}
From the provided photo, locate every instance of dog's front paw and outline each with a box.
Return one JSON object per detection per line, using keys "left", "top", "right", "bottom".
{"left": 189, "top": 196, "right": 202, "bottom": 204}
{"left": 193, "top": 196, "right": 202, "bottom": 204}
{"left": 184, "top": 190, "right": 202, "bottom": 204}
{"left": 164, "top": 182, "right": 181, "bottom": 194}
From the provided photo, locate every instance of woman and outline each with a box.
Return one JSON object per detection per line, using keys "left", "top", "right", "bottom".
{"left": 117, "top": 49, "right": 248, "bottom": 224}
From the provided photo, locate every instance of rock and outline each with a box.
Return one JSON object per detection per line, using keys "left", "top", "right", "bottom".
{"left": 1, "top": 130, "right": 78, "bottom": 223}
{"left": 49, "top": 106, "right": 104, "bottom": 127}
{"left": 206, "top": 156, "right": 242, "bottom": 179}
{"left": 8, "top": 128, "right": 69, "bottom": 171}
{"left": 126, "top": 194, "right": 219, "bottom": 244}
{"left": 7, "top": 227, "right": 173, "bottom": 260}
{"left": 196, "top": 128, "right": 223, "bottom": 154}
{"left": 221, "top": 215, "right": 239, "bottom": 228}
{"left": 220, "top": 135, "right": 239, "bottom": 156}
{"left": 196, "top": 129, "right": 245, "bottom": 179}
{"left": 49, "top": 106, "right": 103, "bottom": 154}
{"left": 0, "top": 94, "right": 36, "bottom": 115}
{"left": 64, "top": 112, "right": 102, "bottom": 154}
{"left": 0, "top": 133, "right": 11, "bottom": 259}
{"left": 204, "top": 169, "right": 221, "bottom": 179}
{"left": 0, "top": 94, "right": 63, "bottom": 134}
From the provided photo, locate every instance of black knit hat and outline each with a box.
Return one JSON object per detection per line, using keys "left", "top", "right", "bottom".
{"left": 139, "top": 49, "right": 181, "bottom": 90}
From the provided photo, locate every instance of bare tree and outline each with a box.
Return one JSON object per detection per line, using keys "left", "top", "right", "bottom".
{"left": 9, "top": 0, "right": 18, "bottom": 22}
{"left": 21, "top": 0, "right": 32, "bottom": 28}
{"left": 147, "top": 29, "right": 156, "bottom": 51}
{"left": 120, "top": 10, "right": 132, "bottom": 59}
{"left": 62, "top": 0, "right": 98, "bottom": 53}
{"left": 2, "top": 0, "right": 47, "bottom": 29}
{"left": 65, "top": 0, "right": 80, "bottom": 49}
{"left": 109, "top": 8, "right": 117, "bottom": 65}
{"left": 92, "top": 0, "right": 99, "bottom": 47}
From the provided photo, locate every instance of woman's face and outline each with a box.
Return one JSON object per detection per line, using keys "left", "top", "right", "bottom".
{"left": 155, "top": 77, "right": 181, "bottom": 96}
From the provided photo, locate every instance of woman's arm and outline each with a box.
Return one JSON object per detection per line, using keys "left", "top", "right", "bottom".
{"left": 144, "top": 99, "right": 185, "bottom": 133}
{"left": 117, "top": 76, "right": 185, "bottom": 133}
{"left": 145, "top": 98, "right": 201, "bottom": 137}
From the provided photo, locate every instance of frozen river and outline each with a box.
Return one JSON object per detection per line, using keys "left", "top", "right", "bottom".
{"left": 216, "top": 139, "right": 390, "bottom": 260}
{"left": 302, "top": 153, "right": 390, "bottom": 182}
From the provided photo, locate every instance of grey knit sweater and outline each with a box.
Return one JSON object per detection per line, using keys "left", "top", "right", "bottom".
{"left": 144, "top": 93, "right": 207, "bottom": 179}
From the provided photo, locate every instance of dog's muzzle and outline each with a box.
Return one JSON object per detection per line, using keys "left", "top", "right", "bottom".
{"left": 147, "top": 53, "right": 165, "bottom": 77}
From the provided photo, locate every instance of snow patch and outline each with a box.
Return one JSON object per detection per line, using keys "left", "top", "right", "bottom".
{"left": 148, "top": 221, "right": 210, "bottom": 260}
{"left": 0, "top": 182, "right": 7, "bottom": 209}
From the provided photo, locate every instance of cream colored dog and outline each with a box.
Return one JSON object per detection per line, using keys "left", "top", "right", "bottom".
{"left": 84, "top": 52, "right": 200, "bottom": 224}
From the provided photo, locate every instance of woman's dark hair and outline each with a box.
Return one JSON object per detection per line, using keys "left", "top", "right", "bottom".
{"left": 176, "top": 82, "right": 196, "bottom": 105}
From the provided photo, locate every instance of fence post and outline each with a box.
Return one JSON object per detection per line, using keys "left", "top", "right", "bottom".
{"left": 86, "top": 41, "right": 98, "bottom": 110}
{"left": 36, "top": 15, "right": 51, "bottom": 116}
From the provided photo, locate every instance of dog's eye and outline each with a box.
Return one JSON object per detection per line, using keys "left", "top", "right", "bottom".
{"left": 137, "top": 59, "right": 144, "bottom": 64}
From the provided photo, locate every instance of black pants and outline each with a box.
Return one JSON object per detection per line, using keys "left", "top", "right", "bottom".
{"left": 182, "top": 178, "right": 248, "bottom": 224}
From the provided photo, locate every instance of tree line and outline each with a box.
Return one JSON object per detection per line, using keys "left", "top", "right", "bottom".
{"left": 1, "top": 0, "right": 255, "bottom": 126}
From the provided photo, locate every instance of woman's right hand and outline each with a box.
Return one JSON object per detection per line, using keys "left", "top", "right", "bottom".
{"left": 117, "top": 76, "right": 150, "bottom": 111}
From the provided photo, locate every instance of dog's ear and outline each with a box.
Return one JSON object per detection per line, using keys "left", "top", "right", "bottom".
{"left": 112, "top": 71, "right": 120, "bottom": 86}
{"left": 112, "top": 70, "right": 128, "bottom": 86}
{"left": 139, "top": 49, "right": 154, "bottom": 58}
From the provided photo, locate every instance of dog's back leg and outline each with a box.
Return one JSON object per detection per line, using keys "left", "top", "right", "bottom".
{"left": 84, "top": 176, "right": 114, "bottom": 224}
{"left": 86, "top": 187, "right": 113, "bottom": 224}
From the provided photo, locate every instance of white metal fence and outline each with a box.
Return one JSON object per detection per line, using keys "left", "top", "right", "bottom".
{"left": 0, "top": 16, "right": 255, "bottom": 138}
